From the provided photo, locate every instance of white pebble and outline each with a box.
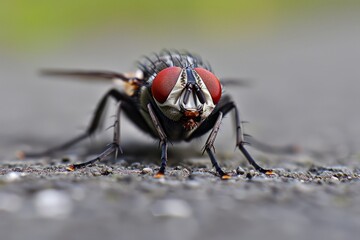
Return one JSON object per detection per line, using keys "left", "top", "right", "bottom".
{"left": 331, "top": 176, "right": 339, "bottom": 181}
{"left": 34, "top": 189, "right": 73, "bottom": 219}
{"left": 150, "top": 199, "right": 193, "bottom": 218}
{"left": 4, "top": 172, "right": 22, "bottom": 182}
{"left": 141, "top": 167, "right": 153, "bottom": 174}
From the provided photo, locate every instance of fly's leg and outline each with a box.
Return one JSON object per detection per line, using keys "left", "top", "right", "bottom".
{"left": 188, "top": 96, "right": 273, "bottom": 175}
{"left": 67, "top": 102, "right": 123, "bottom": 171}
{"left": 206, "top": 149, "right": 229, "bottom": 179}
{"left": 232, "top": 104, "right": 273, "bottom": 175}
{"left": 147, "top": 103, "right": 168, "bottom": 178}
{"left": 203, "top": 100, "right": 273, "bottom": 174}
{"left": 202, "top": 112, "right": 231, "bottom": 180}
{"left": 19, "top": 89, "right": 128, "bottom": 158}
{"left": 158, "top": 141, "right": 168, "bottom": 177}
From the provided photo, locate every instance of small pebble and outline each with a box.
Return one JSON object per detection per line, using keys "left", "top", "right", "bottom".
{"left": 236, "top": 166, "right": 246, "bottom": 175}
{"left": 131, "top": 162, "right": 141, "bottom": 168}
{"left": 91, "top": 169, "right": 102, "bottom": 177}
{"left": 182, "top": 168, "right": 190, "bottom": 176}
{"left": 99, "top": 166, "right": 113, "bottom": 175}
{"left": 328, "top": 176, "right": 340, "bottom": 185}
{"left": 246, "top": 170, "right": 255, "bottom": 179}
{"left": 141, "top": 167, "right": 153, "bottom": 174}
{"left": 174, "top": 166, "right": 183, "bottom": 170}
{"left": 4, "top": 172, "right": 22, "bottom": 182}
{"left": 190, "top": 171, "right": 214, "bottom": 178}
{"left": 150, "top": 199, "right": 193, "bottom": 218}
{"left": 34, "top": 189, "right": 73, "bottom": 219}
{"left": 168, "top": 170, "right": 184, "bottom": 178}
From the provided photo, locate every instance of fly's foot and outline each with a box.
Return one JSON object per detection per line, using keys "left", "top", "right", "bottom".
{"left": 66, "top": 165, "right": 76, "bottom": 172}
{"left": 66, "top": 159, "right": 98, "bottom": 171}
{"left": 221, "top": 173, "right": 232, "bottom": 180}
{"left": 258, "top": 168, "right": 275, "bottom": 175}
{"left": 154, "top": 171, "right": 165, "bottom": 179}
{"left": 217, "top": 169, "right": 232, "bottom": 180}
{"left": 264, "top": 169, "right": 275, "bottom": 175}
{"left": 66, "top": 164, "right": 79, "bottom": 172}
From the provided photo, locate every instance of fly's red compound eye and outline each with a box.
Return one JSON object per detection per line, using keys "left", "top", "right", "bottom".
{"left": 194, "top": 68, "right": 222, "bottom": 104}
{"left": 151, "top": 67, "right": 182, "bottom": 103}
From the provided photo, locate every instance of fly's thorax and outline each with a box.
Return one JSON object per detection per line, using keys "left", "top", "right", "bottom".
{"left": 150, "top": 66, "right": 222, "bottom": 130}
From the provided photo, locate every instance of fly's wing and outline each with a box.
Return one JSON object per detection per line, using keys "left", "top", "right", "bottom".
{"left": 41, "top": 69, "right": 143, "bottom": 82}
{"left": 220, "top": 78, "right": 253, "bottom": 87}
{"left": 41, "top": 69, "right": 144, "bottom": 96}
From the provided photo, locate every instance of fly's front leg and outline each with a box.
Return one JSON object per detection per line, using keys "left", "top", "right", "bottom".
{"left": 67, "top": 102, "right": 123, "bottom": 171}
{"left": 112, "top": 101, "right": 123, "bottom": 159}
{"left": 147, "top": 103, "right": 168, "bottom": 178}
{"left": 190, "top": 96, "right": 273, "bottom": 175}
{"left": 158, "top": 141, "right": 168, "bottom": 177}
{"left": 233, "top": 104, "right": 274, "bottom": 175}
{"left": 202, "top": 112, "right": 231, "bottom": 180}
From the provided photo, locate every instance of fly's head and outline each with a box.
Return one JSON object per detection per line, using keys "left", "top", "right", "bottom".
{"left": 151, "top": 66, "right": 222, "bottom": 131}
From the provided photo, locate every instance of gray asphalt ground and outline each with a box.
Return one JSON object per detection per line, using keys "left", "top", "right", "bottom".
{"left": 1, "top": 10, "right": 360, "bottom": 240}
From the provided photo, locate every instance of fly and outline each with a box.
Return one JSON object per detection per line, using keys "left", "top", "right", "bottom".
{"left": 20, "top": 50, "right": 277, "bottom": 179}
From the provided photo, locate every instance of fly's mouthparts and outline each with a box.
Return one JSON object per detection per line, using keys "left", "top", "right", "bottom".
{"left": 182, "top": 118, "right": 198, "bottom": 131}
{"left": 183, "top": 110, "right": 200, "bottom": 118}
{"left": 180, "top": 103, "right": 203, "bottom": 118}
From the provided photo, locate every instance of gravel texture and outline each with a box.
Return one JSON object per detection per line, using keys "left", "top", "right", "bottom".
{"left": 0, "top": 152, "right": 360, "bottom": 240}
